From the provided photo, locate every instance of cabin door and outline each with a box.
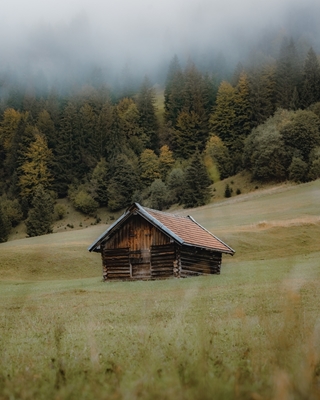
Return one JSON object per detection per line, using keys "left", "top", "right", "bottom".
{"left": 129, "top": 223, "right": 151, "bottom": 279}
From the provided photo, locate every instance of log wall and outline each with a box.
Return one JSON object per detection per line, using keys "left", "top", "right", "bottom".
{"left": 180, "top": 246, "right": 221, "bottom": 278}
{"left": 100, "top": 215, "right": 223, "bottom": 281}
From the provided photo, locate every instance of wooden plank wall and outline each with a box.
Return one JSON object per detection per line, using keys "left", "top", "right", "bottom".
{"left": 103, "top": 247, "right": 130, "bottom": 280}
{"left": 151, "top": 244, "right": 176, "bottom": 279}
{"left": 180, "top": 247, "right": 221, "bottom": 278}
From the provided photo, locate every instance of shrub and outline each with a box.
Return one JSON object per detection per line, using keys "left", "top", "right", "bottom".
{"left": 288, "top": 157, "right": 308, "bottom": 182}
{"left": 73, "top": 190, "right": 99, "bottom": 216}
{"left": 54, "top": 204, "right": 66, "bottom": 220}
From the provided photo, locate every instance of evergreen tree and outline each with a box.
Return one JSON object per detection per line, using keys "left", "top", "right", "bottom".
{"left": 182, "top": 151, "right": 212, "bottom": 208}
{"left": 136, "top": 77, "right": 159, "bottom": 150}
{"left": 107, "top": 154, "right": 140, "bottom": 211}
{"left": 209, "top": 81, "right": 236, "bottom": 148}
{"left": 301, "top": 47, "right": 320, "bottom": 108}
{"left": 36, "top": 110, "right": 56, "bottom": 149}
{"left": 25, "top": 185, "right": 54, "bottom": 237}
{"left": 250, "top": 64, "right": 277, "bottom": 126}
{"left": 106, "top": 107, "right": 126, "bottom": 170}
{"left": 96, "top": 101, "right": 113, "bottom": 159}
{"left": 54, "top": 101, "right": 81, "bottom": 195}
{"left": 0, "top": 204, "right": 11, "bottom": 242}
{"left": 166, "top": 168, "right": 185, "bottom": 204}
{"left": 90, "top": 158, "right": 109, "bottom": 206}
{"left": 117, "top": 98, "right": 146, "bottom": 155}
{"left": 275, "top": 38, "right": 302, "bottom": 110}
{"left": 164, "top": 55, "right": 185, "bottom": 127}
{"left": 79, "top": 102, "right": 99, "bottom": 168}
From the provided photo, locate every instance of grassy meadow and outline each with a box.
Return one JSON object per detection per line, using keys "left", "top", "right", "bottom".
{"left": 0, "top": 180, "right": 320, "bottom": 399}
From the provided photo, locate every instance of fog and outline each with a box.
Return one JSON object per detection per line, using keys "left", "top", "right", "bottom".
{"left": 1, "top": 0, "right": 320, "bottom": 89}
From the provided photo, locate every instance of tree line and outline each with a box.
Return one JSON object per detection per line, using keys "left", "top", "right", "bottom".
{"left": 1, "top": 36, "right": 320, "bottom": 240}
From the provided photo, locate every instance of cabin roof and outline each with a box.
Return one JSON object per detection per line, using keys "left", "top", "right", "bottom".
{"left": 88, "top": 203, "right": 235, "bottom": 255}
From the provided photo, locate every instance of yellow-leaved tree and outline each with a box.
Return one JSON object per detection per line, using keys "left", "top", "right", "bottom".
{"left": 18, "top": 131, "right": 53, "bottom": 201}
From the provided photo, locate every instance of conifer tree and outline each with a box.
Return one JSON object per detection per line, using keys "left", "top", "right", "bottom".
{"left": 164, "top": 55, "right": 185, "bottom": 127}
{"left": 209, "top": 81, "right": 236, "bottom": 148}
{"left": 79, "top": 102, "right": 98, "bottom": 167}
{"left": 106, "top": 107, "right": 126, "bottom": 170}
{"left": 25, "top": 185, "right": 54, "bottom": 237}
{"left": 90, "top": 158, "right": 109, "bottom": 206}
{"left": 137, "top": 77, "right": 159, "bottom": 150}
{"left": 182, "top": 151, "right": 212, "bottom": 208}
{"left": 107, "top": 154, "right": 140, "bottom": 211}
{"left": 301, "top": 47, "right": 320, "bottom": 108}
{"left": 96, "top": 101, "right": 113, "bottom": 159}
{"left": 0, "top": 205, "right": 11, "bottom": 242}
{"left": 54, "top": 101, "right": 81, "bottom": 195}
{"left": 275, "top": 38, "right": 302, "bottom": 110}
{"left": 36, "top": 110, "right": 56, "bottom": 148}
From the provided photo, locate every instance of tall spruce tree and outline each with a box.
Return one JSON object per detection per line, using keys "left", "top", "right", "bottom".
{"left": 164, "top": 55, "right": 185, "bottom": 127}
{"left": 107, "top": 154, "right": 140, "bottom": 211}
{"left": 137, "top": 77, "right": 159, "bottom": 151}
{"left": 25, "top": 185, "right": 54, "bottom": 237}
{"left": 0, "top": 205, "right": 11, "bottom": 242}
{"left": 182, "top": 151, "right": 212, "bottom": 208}
{"left": 275, "top": 38, "right": 302, "bottom": 110}
{"left": 301, "top": 47, "right": 320, "bottom": 108}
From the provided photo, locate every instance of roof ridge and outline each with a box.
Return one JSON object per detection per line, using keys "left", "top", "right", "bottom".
{"left": 143, "top": 206, "right": 187, "bottom": 219}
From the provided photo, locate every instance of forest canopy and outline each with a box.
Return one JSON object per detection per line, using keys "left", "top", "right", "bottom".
{"left": 1, "top": 31, "right": 320, "bottom": 239}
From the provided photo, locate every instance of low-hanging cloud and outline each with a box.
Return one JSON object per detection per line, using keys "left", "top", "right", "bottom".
{"left": 1, "top": 0, "right": 320, "bottom": 87}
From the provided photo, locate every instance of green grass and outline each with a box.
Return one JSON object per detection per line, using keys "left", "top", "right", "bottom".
{"left": 0, "top": 180, "right": 320, "bottom": 399}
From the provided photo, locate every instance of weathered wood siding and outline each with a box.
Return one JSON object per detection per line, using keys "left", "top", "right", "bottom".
{"left": 102, "top": 215, "right": 173, "bottom": 280}
{"left": 103, "top": 247, "right": 130, "bottom": 280}
{"left": 151, "top": 243, "right": 176, "bottom": 279}
{"left": 180, "top": 246, "right": 221, "bottom": 278}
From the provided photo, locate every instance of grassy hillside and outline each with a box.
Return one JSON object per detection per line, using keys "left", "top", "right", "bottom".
{"left": 0, "top": 180, "right": 319, "bottom": 399}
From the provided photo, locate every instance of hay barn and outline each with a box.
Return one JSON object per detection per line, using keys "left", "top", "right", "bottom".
{"left": 88, "top": 203, "right": 235, "bottom": 281}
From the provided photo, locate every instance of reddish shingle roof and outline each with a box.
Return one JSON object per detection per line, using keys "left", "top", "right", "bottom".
{"left": 88, "top": 203, "right": 234, "bottom": 254}
{"left": 145, "top": 207, "right": 234, "bottom": 254}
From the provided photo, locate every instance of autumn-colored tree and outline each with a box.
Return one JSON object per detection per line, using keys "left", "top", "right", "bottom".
{"left": 139, "top": 149, "right": 160, "bottom": 187}
{"left": 159, "top": 145, "right": 175, "bottom": 181}
{"left": 18, "top": 132, "right": 53, "bottom": 201}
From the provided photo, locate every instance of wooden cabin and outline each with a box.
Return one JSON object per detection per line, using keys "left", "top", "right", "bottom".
{"left": 88, "top": 203, "right": 235, "bottom": 281}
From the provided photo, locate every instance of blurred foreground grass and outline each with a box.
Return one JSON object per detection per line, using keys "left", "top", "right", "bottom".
{"left": 0, "top": 180, "right": 320, "bottom": 399}
{"left": 0, "top": 254, "right": 319, "bottom": 399}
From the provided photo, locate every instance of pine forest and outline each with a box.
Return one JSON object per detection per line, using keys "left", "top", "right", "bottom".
{"left": 1, "top": 34, "right": 320, "bottom": 240}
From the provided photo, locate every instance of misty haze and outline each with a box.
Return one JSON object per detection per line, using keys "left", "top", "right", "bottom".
{"left": 1, "top": 0, "right": 320, "bottom": 89}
